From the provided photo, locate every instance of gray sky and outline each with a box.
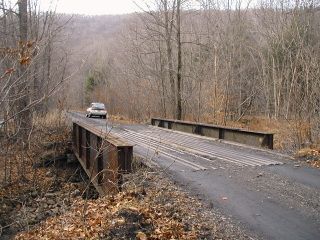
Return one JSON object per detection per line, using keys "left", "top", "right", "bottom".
{"left": 40, "top": 0, "right": 143, "bottom": 15}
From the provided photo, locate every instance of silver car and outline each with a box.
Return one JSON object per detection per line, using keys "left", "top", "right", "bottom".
{"left": 86, "top": 102, "right": 107, "bottom": 118}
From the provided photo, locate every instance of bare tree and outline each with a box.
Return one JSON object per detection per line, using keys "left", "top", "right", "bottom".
{"left": 0, "top": 0, "right": 84, "bottom": 182}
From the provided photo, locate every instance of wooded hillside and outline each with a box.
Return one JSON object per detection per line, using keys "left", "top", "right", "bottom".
{"left": 1, "top": 0, "right": 320, "bottom": 150}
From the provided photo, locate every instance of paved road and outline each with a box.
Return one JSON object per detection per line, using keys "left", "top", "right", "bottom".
{"left": 68, "top": 111, "right": 320, "bottom": 240}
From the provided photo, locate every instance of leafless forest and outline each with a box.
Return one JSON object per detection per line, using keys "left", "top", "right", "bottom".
{"left": 1, "top": 0, "right": 320, "bottom": 150}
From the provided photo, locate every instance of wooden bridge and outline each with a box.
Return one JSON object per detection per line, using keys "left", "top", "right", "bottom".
{"left": 71, "top": 117, "right": 274, "bottom": 196}
{"left": 73, "top": 121, "right": 133, "bottom": 196}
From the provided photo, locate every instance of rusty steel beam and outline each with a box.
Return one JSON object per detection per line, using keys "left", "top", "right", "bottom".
{"left": 151, "top": 118, "right": 274, "bottom": 150}
{"left": 73, "top": 121, "right": 133, "bottom": 196}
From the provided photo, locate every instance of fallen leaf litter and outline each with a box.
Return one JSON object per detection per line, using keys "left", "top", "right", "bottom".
{"left": 13, "top": 169, "right": 250, "bottom": 239}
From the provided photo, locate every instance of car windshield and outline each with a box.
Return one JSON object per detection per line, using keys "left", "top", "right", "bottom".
{"left": 92, "top": 103, "right": 105, "bottom": 109}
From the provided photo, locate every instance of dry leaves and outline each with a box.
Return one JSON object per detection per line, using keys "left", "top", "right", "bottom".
{"left": 136, "top": 231, "right": 147, "bottom": 240}
{"left": 19, "top": 57, "right": 30, "bottom": 67}
{"left": 295, "top": 148, "right": 320, "bottom": 168}
{"left": 295, "top": 148, "right": 320, "bottom": 157}
{"left": 5, "top": 68, "right": 15, "bottom": 74}
{"left": 13, "top": 171, "right": 221, "bottom": 239}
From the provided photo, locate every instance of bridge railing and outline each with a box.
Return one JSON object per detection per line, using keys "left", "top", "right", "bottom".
{"left": 151, "top": 118, "right": 274, "bottom": 149}
{"left": 73, "top": 121, "right": 133, "bottom": 196}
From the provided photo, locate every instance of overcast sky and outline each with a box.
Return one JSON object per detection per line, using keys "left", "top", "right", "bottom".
{"left": 8, "top": 0, "right": 252, "bottom": 15}
{"left": 40, "top": 0, "right": 143, "bottom": 15}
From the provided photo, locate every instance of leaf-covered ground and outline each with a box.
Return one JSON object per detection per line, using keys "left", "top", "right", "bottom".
{"left": 13, "top": 168, "right": 251, "bottom": 240}
{"left": 1, "top": 159, "right": 250, "bottom": 239}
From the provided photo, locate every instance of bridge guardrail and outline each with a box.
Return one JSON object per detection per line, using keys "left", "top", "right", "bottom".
{"left": 151, "top": 118, "right": 273, "bottom": 149}
{"left": 73, "top": 121, "right": 133, "bottom": 196}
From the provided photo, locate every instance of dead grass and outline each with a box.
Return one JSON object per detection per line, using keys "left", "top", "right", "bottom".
{"left": 0, "top": 111, "right": 72, "bottom": 190}
{"left": 224, "top": 116, "right": 319, "bottom": 151}
{"left": 108, "top": 115, "right": 141, "bottom": 124}
{"left": 0, "top": 111, "right": 75, "bottom": 238}
{"left": 294, "top": 148, "right": 320, "bottom": 168}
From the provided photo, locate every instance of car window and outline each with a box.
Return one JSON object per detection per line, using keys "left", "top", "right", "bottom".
{"left": 93, "top": 103, "right": 105, "bottom": 109}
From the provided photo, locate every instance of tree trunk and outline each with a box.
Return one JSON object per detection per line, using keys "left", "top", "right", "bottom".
{"left": 176, "top": 0, "right": 182, "bottom": 120}
{"left": 17, "top": 0, "right": 31, "bottom": 139}
{"left": 163, "top": 0, "right": 176, "bottom": 118}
